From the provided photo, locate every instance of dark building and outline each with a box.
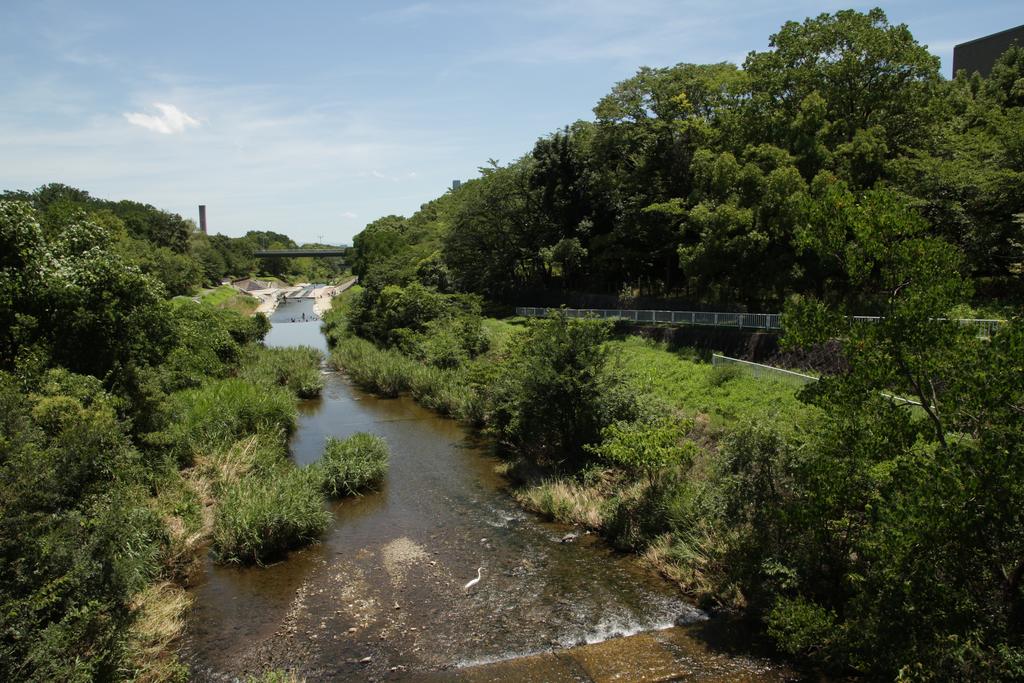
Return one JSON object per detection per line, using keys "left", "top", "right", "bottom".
{"left": 953, "top": 24, "right": 1024, "bottom": 76}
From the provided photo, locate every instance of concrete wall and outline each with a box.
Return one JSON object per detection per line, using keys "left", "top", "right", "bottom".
{"left": 620, "top": 323, "right": 780, "bottom": 362}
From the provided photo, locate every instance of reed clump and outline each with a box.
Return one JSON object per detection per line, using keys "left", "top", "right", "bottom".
{"left": 164, "top": 378, "right": 297, "bottom": 466}
{"left": 330, "top": 336, "right": 478, "bottom": 418}
{"left": 516, "top": 479, "right": 608, "bottom": 530}
{"left": 239, "top": 346, "right": 325, "bottom": 398}
{"left": 316, "top": 432, "right": 390, "bottom": 497}
{"left": 211, "top": 466, "right": 329, "bottom": 565}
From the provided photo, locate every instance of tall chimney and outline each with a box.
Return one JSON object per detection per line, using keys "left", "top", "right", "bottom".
{"left": 198, "top": 205, "right": 207, "bottom": 234}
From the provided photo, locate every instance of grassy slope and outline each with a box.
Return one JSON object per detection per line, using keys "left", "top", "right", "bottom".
{"left": 199, "top": 285, "right": 260, "bottom": 315}
{"left": 483, "top": 317, "right": 815, "bottom": 432}
{"left": 172, "top": 285, "right": 260, "bottom": 316}
{"left": 611, "top": 336, "right": 817, "bottom": 432}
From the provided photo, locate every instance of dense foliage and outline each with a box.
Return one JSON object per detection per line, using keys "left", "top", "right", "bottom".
{"left": 350, "top": 9, "right": 1022, "bottom": 312}
{"left": 0, "top": 184, "right": 350, "bottom": 294}
{"left": 335, "top": 9, "right": 1024, "bottom": 679}
{"left": 485, "top": 315, "right": 646, "bottom": 465}
{"left": 346, "top": 282, "right": 488, "bottom": 367}
{"left": 0, "top": 200, "right": 327, "bottom": 679}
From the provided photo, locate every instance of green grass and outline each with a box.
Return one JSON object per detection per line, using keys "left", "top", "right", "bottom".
{"left": 183, "top": 285, "right": 260, "bottom": 315}
{"left": 612, "top": 336, "right": 817, "bottom": 431}
{"left": 330, "top": 336, "right": 415, "bottom": 396}
{"left": 211, "top": 466, "right": 329, "bottom": 565}
{"left": 481, "top": 317, "right": 525, "bottom": 353}
{"left": 315, "top": 432, "right": 389, "bottom": 497}
{"left": 239, "top": 345, "right": 324, "bottom": 398}
{"left": 164, "top": 378, "right": 297, "bottom": 466}
{"left": 329, "top": 336, "right": 480, "bottom": 420}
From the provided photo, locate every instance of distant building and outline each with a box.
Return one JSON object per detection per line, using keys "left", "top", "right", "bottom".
{"left": 953, "top": 24, "right": 1024, "bottom": 76}
{"left": 452, "top": 180, "right": 462, "bottom": 190}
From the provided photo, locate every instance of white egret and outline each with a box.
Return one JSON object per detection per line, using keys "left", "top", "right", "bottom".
{"left": 463, "top": 567, "right": 483, "bottom": 590}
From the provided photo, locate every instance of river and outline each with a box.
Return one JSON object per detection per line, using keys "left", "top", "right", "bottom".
{"left": 181, "top": 296, "right": 793, "bottom": 681}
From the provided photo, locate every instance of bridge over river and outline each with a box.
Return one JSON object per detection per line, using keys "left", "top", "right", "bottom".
{"left": 253, "top": 248, "right": 348, "bottom": 258}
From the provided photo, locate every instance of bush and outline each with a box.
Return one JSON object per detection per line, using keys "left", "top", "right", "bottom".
{"left": 707, "top": 363, "right": 745, "bottom": 387}
{"left": 211, "top": 467, "right": 329, "bottom": 565}
{"left": 343, "top": 282, "right": 488, "bottom": 368}
{"left": 160, "top": 305, "right": 243, "bottom": 390}
{"left": 605, "top": 467, "right": 702, "bottom": 552}
{"left": 419, "top": 318, "right": 470, "bottom": 368}
{"left": 0, "top": 371, "right": 169, "bottom": 681}
{"left": 586, "top": 417, "right": 697, "bottom": 475}
{"left": 485, "top": 312, "right": 644, "bottom": 465}
{"left": 316, "top": 433, "right": 389, "bottom": 497}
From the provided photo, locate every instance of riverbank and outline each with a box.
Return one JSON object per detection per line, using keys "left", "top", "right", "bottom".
{"left": 249, "top": 276, "right": 359, "bottom": 317}
{"left": 126, "top": 304, "right": 338, "bottom": 680}
{"left": 325, "top": 318, "right": 815, "bottom": 597}
{"left": 179, "top": 295, "right": 796, "bottom": 681}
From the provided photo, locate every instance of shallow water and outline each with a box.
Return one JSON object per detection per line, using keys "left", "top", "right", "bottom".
{"left": 181, "top": 304, "right": 792, "bottom": 681}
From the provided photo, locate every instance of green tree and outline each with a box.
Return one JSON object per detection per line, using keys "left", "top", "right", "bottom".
{"left": 757, "top": 188, "right": 1024, "bottom": 676}
{"left": 0, "top": 371, "right": 164, "bottom": 681}
{"left": 744, "top": 8, "right": 940, "bottom": 181}
{"left": 444, "top": 159, "right": 557, "bottom": 299}
{"left": 0, "top": 201, "right": 50, "bottom": 372}
{"left": 485, "top": 313, "right": 642, "bottom": 465}
{"left": 892, "top": 46, "right": 1024, "bottom": 283}
{"left": 350, "top": 215, "right": 408, "bottom": 283}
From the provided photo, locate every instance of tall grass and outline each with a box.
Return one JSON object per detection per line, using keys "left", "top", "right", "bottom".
{"left": 240, "top": 345, "right": 324, "bottom": 398}
{"left": 164, "top": 378, "right": 296, "bottom": 465}
{"left": 515, "top": 479, "right": 609, "bottom": 529}
{"left": 127, "top": 581, "right": 192, "bottom": 683}
{"left": 330, "top": 337, "right": 479, "bottom": 419}
{"left": 188, "top": 430, "right": 289, "bottom": 501}
{"left": 331, "top": 337, "right": 413, "bottom": 396}
{"left": 316, "top": 432, "right": 389, "bottom": 497}
{"left": 212, "top": 466, "right": 329, "bottom": 565}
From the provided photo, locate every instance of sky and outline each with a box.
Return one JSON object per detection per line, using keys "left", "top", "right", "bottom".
{"left": 1, "top": 1, "right": 1020, "bottom": 245}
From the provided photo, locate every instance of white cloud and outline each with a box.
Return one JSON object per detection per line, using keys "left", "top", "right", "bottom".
{"left": 362, "top": 169, "right": 419, "bottom": 182}
{"left": 340, "top": 211, "right": 358, "bottom": 219}
{"left": 124, "top": 102, "right": 200, "bottom": 135}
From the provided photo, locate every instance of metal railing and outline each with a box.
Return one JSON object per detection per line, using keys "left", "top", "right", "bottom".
{"left": 711, "top": 354, "right": 817, "bottom": 385}
{"left": 712, "top": 354, "right": 922, "bottom": 406}
{"left": 516, "top": 307, "right": 1004, "bottom": 338}
{"left": 852, "top": 315, "right": 1004, "bottom": 339}
{"left": 515, "top": 307, "right": 781, "bottom": 330}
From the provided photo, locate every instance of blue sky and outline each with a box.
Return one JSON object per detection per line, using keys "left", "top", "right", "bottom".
{"left": 1, "top": 1, "right": 1019, "bottom": 244}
